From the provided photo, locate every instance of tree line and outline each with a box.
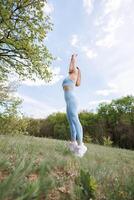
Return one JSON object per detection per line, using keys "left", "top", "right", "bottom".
{"left": 1, "top": 85, "right": 133, "bottom": 150}
{"left": 25, "top": 95, "right": 134, "bottom": 150}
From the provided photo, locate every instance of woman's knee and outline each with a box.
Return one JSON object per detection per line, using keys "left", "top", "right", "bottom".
{"left": 71, "top": 113, "right": 79, "bottom": 124}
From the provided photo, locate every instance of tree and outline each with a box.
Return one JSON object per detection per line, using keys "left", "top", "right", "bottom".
{"left": 0, "top": 81, "right": 21, "bottom": 114}
{"left": 0, "top": 0, "right": 53, "bottom": 81}
{"left": 0, "top": 81, "right": 28, "bottom": 135}
{"left": 97, "top": 95, "right": 134, "bottom": 149}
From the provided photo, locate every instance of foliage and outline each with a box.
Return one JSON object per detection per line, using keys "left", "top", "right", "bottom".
{"left": 83, "top": 134, "right": 92, "bottom": 143}
{"left": 25, "top": 96, "right": 134, "bottom": 149}
{"left": 0, "top": 81, "right": 19, "bottom": 112}
{"left": 0, "top": 0, "right": 53, "bottom": 81}
{"left": 0, "top": 81, "right": 28, "bottom": 135}
{"left": 98, "top": 95, "right": 134, "bottom": 149}
{"left": 26, "top": 118, "right": 41, "bottom": 136}
{"left": 1, "top": 94, "right": 133, "bottom": 149}
{"left": 102, "top": 136, "right": 113, "bottom": 146}
{"left": 26, "top": 112, "right": 70, "bottom": 140}
{"left": 75, "top": 169, "right": 97, "bottom": 200}
{"left": 0, "top": 112, "right": 28, "bottom": 136}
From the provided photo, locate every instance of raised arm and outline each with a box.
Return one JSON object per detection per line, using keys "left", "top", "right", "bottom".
{"left": 69, "top": 54, "right": 77, "bottom": 73}
{"left": 76, "top": 67, "right": 81, "bottom": 86}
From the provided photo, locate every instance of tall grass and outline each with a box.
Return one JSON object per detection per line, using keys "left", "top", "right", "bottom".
{"left": 0, "top": 135, "right": 134, "bottom": 200}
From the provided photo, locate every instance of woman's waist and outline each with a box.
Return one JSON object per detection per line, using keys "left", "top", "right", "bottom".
{"left": 63, "top": 85, "right": 74, "bottom": 91}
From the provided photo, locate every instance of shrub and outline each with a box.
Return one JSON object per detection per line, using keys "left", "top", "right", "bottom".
{"left": 0, "top": 116, "right": 28, "bottom": 135}
{"left": 75, "top": 169, "right": 97, "bottom": 200}
{"left": 103, "top": 136, "right": 113, "bottom": 146}
{"left": 83, "top": 134, "right": 92, "bottom": 143}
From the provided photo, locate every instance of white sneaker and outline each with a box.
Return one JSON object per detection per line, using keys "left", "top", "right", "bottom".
{"left": 68, "top": 141, "right": 78, "bottom": 152}
{"left": 74, "top": 143, "right": 87, "bottom": 157}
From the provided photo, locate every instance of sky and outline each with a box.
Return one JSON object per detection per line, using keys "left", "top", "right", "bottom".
{"left": 17, "top": 0, "right": 134, "bottom": 118}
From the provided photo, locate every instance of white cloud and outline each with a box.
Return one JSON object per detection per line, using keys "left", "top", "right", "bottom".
{"left": 83, "top": 0, "right": 94, "bottom": 15}
{"left": 77, "top": 99, "right": 111, "bottom": 113}
{"left": 95, "top": 16, "right": 121, "bottom": 48}
{"left": 58, "top": 107, "right": 66, "bottom": 113}
{"left": 22, "top": 67, "right": 63, "bottom": 86}
{"left": 104, "top": 0, "right": 122, "bottom": 14}
{"left": 18, "top": 94, "right": 58, "bottom": 118}
{"left": 94, "top": 0, "right": 128, "bottom": 48}
{"left": 70, "top": 34, "right": 97, "bottom": 60}
{"left": 89, "top": 99, "right": 111, "bottom": 106}
{"left": 7, "top": 66, "right": 63, "bottom": 87}
{"left": 81, "top": 46, "right": 97, "bottom": 59}
{"left": 96, "top": 90, "right": 114, "bottom": 96}
{"left": 103, "top": 16, "right": 124, "bottom": 33}
{"left": 22, "top": 79, "right": 47, "bottom": 87}
{"left": 43, "top": 2, "right": 54, "bottom": 15}
{"left": 96, "top": 32, "right": 117, "bottom": 48}
{"left": 70, "top": 34, "right": 79, "bottom": 47}
{"left": 96, "top": 83, "right": 118, "bottom": 96}
{"left": 109, "top": 68, "right": 134, "bottom": 96}
{"left": 96, "top": 66, "right": 134, "bottom": 98}
{"left": 87, "top": 99, "right": 111, "bottom": 112}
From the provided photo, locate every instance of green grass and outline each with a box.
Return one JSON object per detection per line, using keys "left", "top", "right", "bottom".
{"left": 0, "top": 135, "right": 134, "bottom": 200}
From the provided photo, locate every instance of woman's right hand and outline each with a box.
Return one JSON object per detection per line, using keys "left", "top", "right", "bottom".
{"left": 69, "top": 54, "right": 78, "bottom": 73}
{"left": 71, "top": 54, "right": 78, "bottom": 60}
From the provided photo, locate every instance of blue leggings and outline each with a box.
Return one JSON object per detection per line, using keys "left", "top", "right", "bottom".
{"left": 65, "top": 91, "right": 83, "bottom": 144}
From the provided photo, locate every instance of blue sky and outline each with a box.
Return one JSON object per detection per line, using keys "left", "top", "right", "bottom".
{"left": 18, "top": 0, "right": 134, "bottom": 118}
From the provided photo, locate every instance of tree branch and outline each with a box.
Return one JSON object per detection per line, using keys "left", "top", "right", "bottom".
{"left": 1, "top": 55, "right": 28, "bottom": 66}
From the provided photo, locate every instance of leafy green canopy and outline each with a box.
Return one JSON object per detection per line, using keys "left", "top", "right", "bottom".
{"left": 0, "top": 0, "right": 53, "bottom": 81}
{"left": 0, "top": 81, "right": 21, "bottom": 116}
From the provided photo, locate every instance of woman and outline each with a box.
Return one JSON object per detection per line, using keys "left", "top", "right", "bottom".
{"left": 62, "top": 54, "right": 87, "bottom": 157}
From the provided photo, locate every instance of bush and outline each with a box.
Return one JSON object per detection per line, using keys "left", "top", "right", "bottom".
{"left": 26, "top": 118, "right": 41, "bottom": 137}
{"left": 0, "top": 116, "right": 28, "bottom": 135}
{"left": 75, "top": 169, "right": 97, "bottom": 200}
{"left": 103, "top": 136, "right": 113, "bottom": 147}
{"left": 83, "top": 134, "right": 92, "bottom": 143}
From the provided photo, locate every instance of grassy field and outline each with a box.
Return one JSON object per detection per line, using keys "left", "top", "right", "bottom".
{"left": 0, "top": 135, "right": 134, "bottom": 200}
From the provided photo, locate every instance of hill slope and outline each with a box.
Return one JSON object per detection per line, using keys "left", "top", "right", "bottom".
{"left": 0, "top": 135, "right": 134, "bottom": 200}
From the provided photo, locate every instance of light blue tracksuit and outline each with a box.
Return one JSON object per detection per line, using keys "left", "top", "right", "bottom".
{"left": 62, "top": 76, "right": 83, "bottom": 144}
